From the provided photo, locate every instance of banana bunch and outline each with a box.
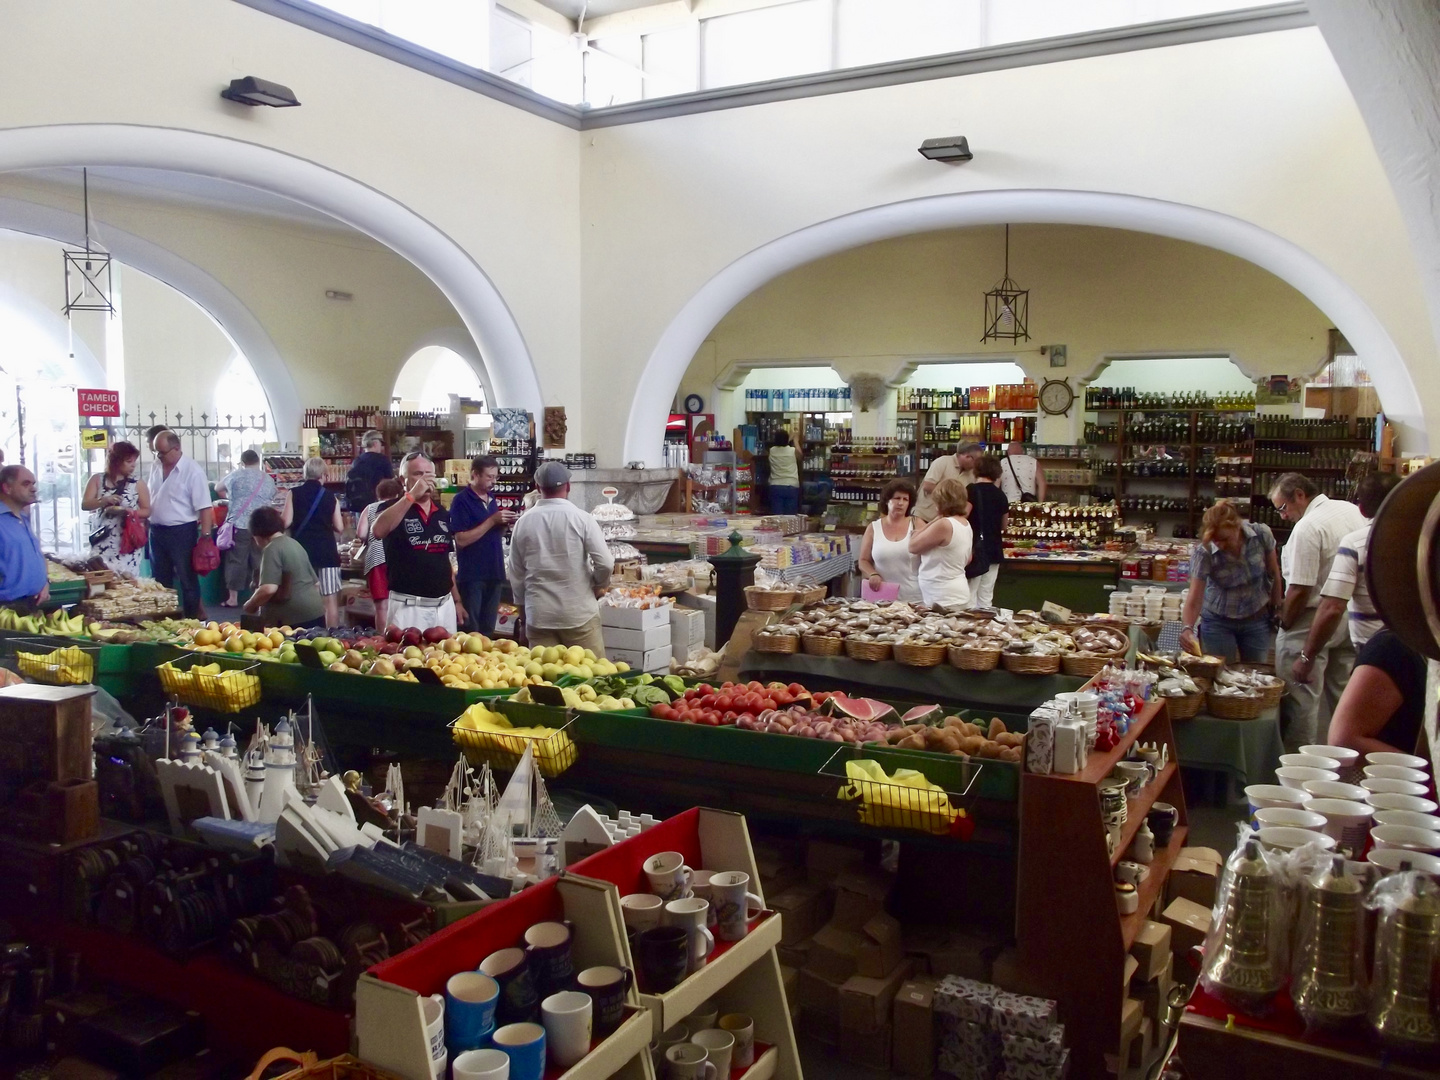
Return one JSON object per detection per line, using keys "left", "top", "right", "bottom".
{"left": 16, "top": 645, "right": 94, "bottom": 685}
{"left": 157, "top": 660, "right": 261, "bottom": 712}
{"left": 0, "top": 607, "right": 86, "bottom": 635}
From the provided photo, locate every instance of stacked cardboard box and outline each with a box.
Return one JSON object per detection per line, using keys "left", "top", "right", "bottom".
{"left": 669, "top": 607, "right": 706, "bottom": 661}
{"left": 1111, "top": 919, "right": 1178, "bottom": 1078}
{"left": 933, "top": 976, "right": 1066, "bottom": 1080}
{"left": 599, "top": 605, "right": 672, "bottom": 672}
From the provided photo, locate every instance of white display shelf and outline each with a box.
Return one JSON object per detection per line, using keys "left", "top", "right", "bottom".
{"left": 633, "top": 912, "right": 782, "bottom": 1038}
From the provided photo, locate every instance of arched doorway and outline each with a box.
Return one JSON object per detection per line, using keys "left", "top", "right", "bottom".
{"left": 393, "top": 346, "right": 487, "bottom": 414}
{"left": 624, "top": 190, "right": 1422, "bottom": 463}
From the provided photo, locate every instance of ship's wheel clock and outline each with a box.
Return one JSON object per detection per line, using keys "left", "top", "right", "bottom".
{"left": 1039, "top": 378, "right": 1075, "bottom": 417}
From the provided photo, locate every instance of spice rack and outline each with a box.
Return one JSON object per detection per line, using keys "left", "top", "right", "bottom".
{"left": 1015, "top": 696, "right": 1188, "bottom": 1078}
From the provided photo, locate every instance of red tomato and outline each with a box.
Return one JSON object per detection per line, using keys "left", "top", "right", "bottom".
{"left": 699, "top": 713, "right": 720, "bottom": 726}
{"left": 748, "top": 681, "right": 764, "bottom": 692}
{"left": 697, "top": 683, "right": 715, "bottom": 696}
{"left": 716, "top": 694, "right": 733, "bottom": 710}
{"left": 788, "top": 682, "right": 805, "bottom": 696}
{"left": 722, "top": 711, "right": 738, "bottom": 724}
{"left": 649, "top": 703, "right": 667, "bottom": 718}
{"left": 773, "top": 692, "right": 793, "bottom": 707}
{"left": 684, "top": 689, "right": 699, "bottom": 700}
{"left": 699, "top": 694, "right": 717, "bottom": 708}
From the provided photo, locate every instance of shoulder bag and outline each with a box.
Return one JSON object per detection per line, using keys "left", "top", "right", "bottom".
{"left": 216, "top": 477, "right": 267, "bottom": 552}
{"left": 1006, "top": 456, "right": 1038, "bottom": 502}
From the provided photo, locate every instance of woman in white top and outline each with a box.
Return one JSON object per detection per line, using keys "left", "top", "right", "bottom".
{"left": 909, "top": 477, "right": 974, "bottom": 609}
{"left": 857, "top": 478, "right": 922, "bottom": 602}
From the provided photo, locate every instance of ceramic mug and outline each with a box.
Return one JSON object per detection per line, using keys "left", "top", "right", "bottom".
{"left": 1114, "top": 860, "right": 1146, "bottom": 887}
{"left": 651, "top": 1023, "right": 689, "bottom": 1073}
{"left": 541, "top": 990, "right": 593, "bottom": 1069}
{"left": 621, "top": 892, "right": 665, "bottom": 933}
{"left": 1147, "top": 802, "right": 1178, "bottom": 846}
{"left": 665, "top": 1043, "right": 717, "bottom": 1080}
{"left": 691, "top": 1028, "right": 734, "bottom": 1077}
{"left": 452, "top": 1048, "right": 510, "bottom": 1080}
{"left": 1114, "top": 760, "right": 1152, "bottom": 794}
{"left": 480, "top": 948, "right": 540, "bottom": 1026}
{"left": 664, "top": 897, "right": 715, "bottom": 973}
{"left": 719, "top": 1013, "right": 755, "bottom": 1069}
{"left": 446, "top": 971, "right": 500, "bottom": 1054}
{"left": 524, "top": 920, "right": 575, "bottom": 999}
{"left": 690, "top": 870, "right": 719, "bottom": 926}
{"left": 687, "top": 998, "right": 719, "bottom": 1034}
{"left": 491, "top": 1023, "right": 546, "bottom": 1080}
{"left": 576, "top": 965, "right": 633, "bottom": 1034}
{"left": 422, "top": 994, "right": 447, "bottom": 1080}
{"left": 645, "top": 851, "right": 694, "bottom": 902}
{"left": 636, "top": 926, "right": 691, "bottom": 993}
{"left": 707, "top": 871, "right": 764, "bottom": 942}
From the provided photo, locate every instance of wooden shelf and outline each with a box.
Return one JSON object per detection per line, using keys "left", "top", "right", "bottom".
{"left": 1068, "top": 699, "right": 1162, "bottom": 784}
{"left": 1109, "top": 761, "right": 1179, "bottom": 868}
{"left": 1121, "top": 824, "right": 1188, "bottom": 948}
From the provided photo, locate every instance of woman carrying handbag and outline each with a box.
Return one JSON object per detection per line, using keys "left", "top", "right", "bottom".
{"left": 283, "top": 457, "right": 345, "bottom": 629}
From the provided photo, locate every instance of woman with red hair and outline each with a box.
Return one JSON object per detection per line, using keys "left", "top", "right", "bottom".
{"left": 82, "top": 441, "right": 151, "bottom": 575}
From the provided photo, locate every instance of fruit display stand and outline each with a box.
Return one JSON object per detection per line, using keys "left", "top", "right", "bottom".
{"left": 357, "top": 872, "right": 655, "bottom": 1080}
{"left": 567, "top": 807, "right": 800, "bottom": 1080}
{"left": 1014, "top": 695, "right": 1188, "bottom": 1078}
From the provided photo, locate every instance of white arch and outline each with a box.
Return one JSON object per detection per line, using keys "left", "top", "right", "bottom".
{"left": 623, "top": 189, "right": 1423, "bottom": 464}
{"left": 399, "top": 326, "right": 497, "bottom": 411}
{"left": 0, "top": 124, "right": 543, "bottom": 426}
{"left": 0, "top": 280, "right": 105, "bottom": 386}
{"left": 0, "top": 196, "right": 295, "bottom": 433}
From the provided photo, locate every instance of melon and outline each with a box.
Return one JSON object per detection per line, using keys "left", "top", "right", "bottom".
{"left": 825, "top": 692, "right": 898, "bottom": 723}
{"left": 900, "top": 704, "right": 944, "bottom": 726}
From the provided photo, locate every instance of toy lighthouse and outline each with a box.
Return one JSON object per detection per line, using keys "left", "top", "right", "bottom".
{"left": 258, "top": 719, "right": 298, "bottom": 823}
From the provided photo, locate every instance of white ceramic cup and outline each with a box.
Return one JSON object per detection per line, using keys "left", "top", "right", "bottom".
{"left": 1116, "top": 883, "right": 1139, "bottom": 913}
{"left": 1366, "top": 792, "right": 1439, "bottom": 814}
{"left": 691, "top": 1029, "right": 735, "bottom": 1078}
{"left": 1253, "top": 806, "right": 1327, "bottom": 832}
{"left": 687, "top": 998, "right": 719, "bottom": 1034}
{"left": 651, "top": 1022, "right": 689, "bottom": 1072}
{"left": 663, "top": 897, "right": 715, "bottom": 972}
{"left": 1370, "top": 825, "right": 1440, "bottom": 854}
{"left": 1276, "top": 766, "right": 1334, "bottom": 790}
{"left": 1256, "top": 826, "right": 1336, "bottom": 853}
{"left": 1301, "top": 779, "right": 1369, "bottom": 803}
{"left": 453, "top": 1049, "right": 510, "bottom": 1080}
{"left": 690, "top": 870, "right": 719, "bottom": 926}
{"left": 1373, "top": 809, "right": 1440, "bottom": 832}
{"left": 541, "top": 991, "right": 593, "bottom": 1069}
{"left": 1280, "top": 753, "right": 1340, "bottom": 773}
{"left": 422, "top": 994, "right": 447, "bottom": 1080}
{"left": 719, "top": 1013, "right": 755, "bottom": 1069}
{"left": 645, "top": 851, "right": 694, "bottom": 902}
{"left": 1367, "top": 847, "right": 1440, "bottom": 876}
{"left": 665, "top": 1043, "right": 717, "bottom": 1080}
{"left": 1364, "top": 764, "right": 1430, "bottom": 784}
{"left": 707, "top": 871, "right": 764, "bottom": 942}
{"left": 1303, "top": 797, "right": 1376, "bottom": 854}
{"left": 1366, "top": 751, "right": 1428, "bottom": 770}
{"left": 622, "top": 893, "right": 666, "bottom": 932}
{"left": 1361, "top": 777, "right": 1428, "bottom": 797}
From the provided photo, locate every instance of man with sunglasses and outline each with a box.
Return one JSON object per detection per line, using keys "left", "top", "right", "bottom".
{"left": 371, "top": 450, "right": 466, "bottom": 633}
{"left": 147, "top": 430, "right": 215, "bottom": 618}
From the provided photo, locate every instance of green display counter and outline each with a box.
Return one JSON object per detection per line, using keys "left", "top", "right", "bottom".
{"left": 995, "top": 558, "right": 1120, "bottom": 613}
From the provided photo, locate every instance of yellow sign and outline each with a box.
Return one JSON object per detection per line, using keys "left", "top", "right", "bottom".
{"left": 80, "top": 428, "right": 110, "bottom": 450}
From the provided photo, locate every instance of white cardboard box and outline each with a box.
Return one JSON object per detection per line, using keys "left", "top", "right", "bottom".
{"left": 599, "top": 605, "right": 670, "bottom": 631}
{"left": 670, "top": 607, "right": 706, "bottom": 653}
{"left": 677, "top": 591, "right": 717, "bottom": 650}
{"left": 609, "top": 643, "right": 672, "bottom": 672}
{"left": 603, "top": 623, "right": 671, "bottom": 652}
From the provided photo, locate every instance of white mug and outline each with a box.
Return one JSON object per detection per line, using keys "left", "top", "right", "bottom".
{"left": 665, "top": 1043, "right": 717, "bottom": 1080}
{"left": 452, "top": 1049, "right": 510, "bottom": 1080}
{"left": 719, "top": 1014, "right": 754, "bottom": 1069}
{"left": 421, "top": 994, "right": 447, "bottom": 1080}
{"left": 691, "top": 1028, "right": 734, "bottom": 1077}
{"left": 622, "top": 892, "right": 665, "bottom": 933}
{"left": 664, "top": 897, "right": 715, "bottom": 973}
{"left": 645, "top": 851, "right": 694, "bottom": 902}
{"left": 691, "top": 870, "right": 718, "bottom": 926}
{"left": 687, "top": 998, "right": 719, "bottom": 1034}
{"left": 707, "top": 871, "right": 763, "bottom": 942}
{"left": 541, "top": 990, "right": 592, "bottom": 1069}
{"left": 651, "top": 1023, "right": 690, "bottom": 1073}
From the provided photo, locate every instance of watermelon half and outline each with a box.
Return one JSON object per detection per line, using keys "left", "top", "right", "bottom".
{"left": 900, "top": 704, "right": 945, "bottom": 726}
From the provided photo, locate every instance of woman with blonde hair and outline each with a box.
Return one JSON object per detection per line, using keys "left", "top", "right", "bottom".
{"left": 908, "top": 477, "right": 973, "bottom": 609}
{"left": 283, "top": 457, "right": 345, "bottom": 628}
{"left": 1180, "top": 500, "right": 1281, "bottom": 661}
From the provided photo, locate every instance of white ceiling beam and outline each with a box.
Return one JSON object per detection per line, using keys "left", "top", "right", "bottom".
{"left": 584, "top": 0, "right": 795, "bottom": 40}
{"left": 497, "top": 0, "right": 576, "bottom": 37}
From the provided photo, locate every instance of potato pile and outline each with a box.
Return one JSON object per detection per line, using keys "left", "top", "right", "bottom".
{"left": 884, "top": 715, "right": 1024, "bottom": 763}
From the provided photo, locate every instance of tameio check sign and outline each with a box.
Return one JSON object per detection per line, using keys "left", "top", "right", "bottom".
{"left": 77, "top": 388, "right": 120, "bottom": 416}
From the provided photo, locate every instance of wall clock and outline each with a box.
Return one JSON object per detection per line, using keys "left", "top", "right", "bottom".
{"left": 1039, "top": 378, "right": 1075, "bottom": 416}
{"left": 684, "top": 393, "right": 705, "bottom": 414}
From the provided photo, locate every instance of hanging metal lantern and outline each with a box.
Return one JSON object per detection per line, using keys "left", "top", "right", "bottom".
{"left": 62, "top": 168, "right": 115, "bottom": 317}
{"left": 982, "top": 224, "right": 1029, "bottom": 343}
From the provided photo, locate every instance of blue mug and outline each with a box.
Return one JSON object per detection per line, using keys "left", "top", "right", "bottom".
{"left": 492, "top": 1022, "right": 546, "bottom": 1080}
{"left": 446, "top": 970, "right": 500, "bottom": 1053}
{"left": 524, "top": 920, "right": 575, "bottom": 1000}
{"left": 480, "top": 948, "right": 540, "bottom": 1026}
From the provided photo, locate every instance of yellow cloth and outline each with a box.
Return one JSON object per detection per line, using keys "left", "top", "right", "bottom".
{"left": 838, "top": 758, "right": 959, "bottom": 834}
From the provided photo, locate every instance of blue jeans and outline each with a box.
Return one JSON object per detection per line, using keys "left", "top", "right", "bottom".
{"left": 1200, "top": 610, "right": 1273, "bottom": 663}
{"left": 770, "top": 485, "right": 800, "bottom": 514}
{"left": 460, "top": 578, "right": 505, "bottom": 636}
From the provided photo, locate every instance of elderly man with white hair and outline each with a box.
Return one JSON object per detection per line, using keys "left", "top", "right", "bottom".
{"left": 148, "top": 429, "right": 215, "bottom": 618}
{"left": 372, "top": 450, "right": 466, "bottom": 632}
{"left": 508, "top": 461, "right": 614, "bottom": 656}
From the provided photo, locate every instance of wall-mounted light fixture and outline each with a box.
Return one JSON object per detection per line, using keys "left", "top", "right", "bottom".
{"left": 221, "top": 76, "right": 301, "bottom": 107}
{"left": 325, "top": 290, "right": 353, "bottom": 301}
{"left": 918, "top": 136, "right": 972, "bottom": 163}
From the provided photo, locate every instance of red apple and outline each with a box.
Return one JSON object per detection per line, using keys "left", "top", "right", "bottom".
{"left": 421, "top": 626, "right": 451, "bottom": 643}
{"left": 384, "top": 625, "right": 405, "bottom": 644}
{"left": 401, "top": 627, "right": 423, "bottom": 647}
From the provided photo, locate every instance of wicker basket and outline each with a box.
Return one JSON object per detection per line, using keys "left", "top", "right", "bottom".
{"left": 796, "top": 585, "right": 827, "bottom": 606}
{"left": 1165, "top": 689, "right": 1206, "bottom": 721}
{"left": 1205, "top": 690, "right": 1266, "bottom": 720}
{"left": 744, "top": 586, "right": 796, "bottom": 611}
{"left": 801, "top": 633, "right": 845, "bottom": 656}
{"left": 845, "top": 638, "right": 893, "bottom": 662}
{"left": 949, "top": 644, "right": 1001, "bottom": 671}
{"left": 1001, "top": 650, "right": 1062, "bottom": 675}
{"left": 893, "top": 642, "right": 948, "bottom": 667}
{"left": 1061, "top": 651, "right": 1124, "bottom": 679}
{"left": 1226, "top": 665, "right": 1285, "bottom": 709}
{"left": 753, "top": 632, "right": 799, "bottom": 654}
{"left": 1179, "top": 655, "right": 1225, "bottom": 682}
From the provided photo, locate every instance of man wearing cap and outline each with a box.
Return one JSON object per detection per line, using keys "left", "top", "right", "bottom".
{"left": 371, "top": 451, "right": 467, "bottom": 632}
{"left": 507, "top": 461, "right": 614, "bottom": 657}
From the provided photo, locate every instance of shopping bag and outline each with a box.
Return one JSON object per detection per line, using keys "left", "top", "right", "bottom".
{"left": 861, "top": 579, "right": 900, "bottom": 602}
{"left": 192, "top": 534, "right": 221, "bottom": 575}
{"left": 118, "top": 511, "right": 149, "bottom": 556}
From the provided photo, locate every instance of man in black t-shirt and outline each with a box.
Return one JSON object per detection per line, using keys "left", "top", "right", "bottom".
{"left": 371, "top": 451, "right": 466, "bottom": 632}
{"left": 345, "top": 430, "right": 395, "bottom": 512}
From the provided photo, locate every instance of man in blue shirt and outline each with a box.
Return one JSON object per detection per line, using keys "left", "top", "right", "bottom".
{"left": 0, "top": 465, "right": 48, "bottom": 606}
{"left": 449, "top": 455, "right": 516, "bottom": 635}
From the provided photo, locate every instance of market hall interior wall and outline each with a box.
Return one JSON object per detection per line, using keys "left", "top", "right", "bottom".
{"left": 679, "top": 226, "right": 1335, "bottom": 444}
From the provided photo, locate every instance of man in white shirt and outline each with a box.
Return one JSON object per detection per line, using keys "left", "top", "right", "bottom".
{"left": 507, "top": 461, "right": 615, "bottom": 657}
{"left": 1270, "top": 472, "right": 1365, "bottom": 751}
{"left": 148, "top": 430, "right": 216, "bottom": 618}
{"left": 914, "top": 443, "right": 981, "bottom": 522}
{"left": 1292, "top": 472, "right": 1401, "bottom": 691}
{"left": 999, "top": 442, "right": 1047, "bottom": 504}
